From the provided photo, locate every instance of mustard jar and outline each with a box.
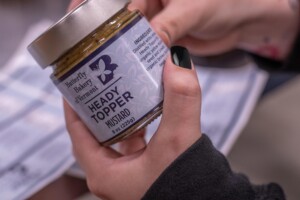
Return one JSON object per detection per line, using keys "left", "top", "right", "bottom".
{"left": 28, "top": 0, "right": 168, "bottom": 146}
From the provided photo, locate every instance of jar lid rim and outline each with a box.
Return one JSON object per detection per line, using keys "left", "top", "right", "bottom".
{"left": 27, "top": 0, "right": 128, "bottom": 68}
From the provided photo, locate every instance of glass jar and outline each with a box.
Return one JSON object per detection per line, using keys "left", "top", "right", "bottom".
{"left": 28, "top": 0, "right": 168, "bottom": 146}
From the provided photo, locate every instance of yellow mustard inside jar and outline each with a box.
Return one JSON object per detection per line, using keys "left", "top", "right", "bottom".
{"left": 28, "top": 0, "right": 168, "bottom": 146}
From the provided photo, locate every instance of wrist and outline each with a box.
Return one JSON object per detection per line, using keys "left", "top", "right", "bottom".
{"left": 238, "top": 0, "right": 299, "bottom": 60}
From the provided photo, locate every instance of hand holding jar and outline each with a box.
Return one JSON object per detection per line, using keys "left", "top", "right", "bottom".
{"left": 63, "top": 0, "right": 291, "bottom": 199}
{"left": 64, "top": 48, "right": 202, "bottom": 200}
{"left": 129, "top": 0, "right": 299, "bottom": 60}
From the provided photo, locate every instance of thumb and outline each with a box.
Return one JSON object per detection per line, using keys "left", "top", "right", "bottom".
{"left": 150, "top": 1, "right": 200, "bottom": 46}
{"left": 151, "top": 46, "right": 202, "bottom": 149}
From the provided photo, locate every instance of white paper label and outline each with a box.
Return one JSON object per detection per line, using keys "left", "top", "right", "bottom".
{"left": 53, "top": 17, "right": 168, "bottom": 142}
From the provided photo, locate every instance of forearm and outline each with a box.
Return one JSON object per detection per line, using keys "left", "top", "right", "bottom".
{"left": 238, "top": 0, "right": 299, "bottom": 60}
{"left": 143, "top": 135, "right": 285, "bottom": 200}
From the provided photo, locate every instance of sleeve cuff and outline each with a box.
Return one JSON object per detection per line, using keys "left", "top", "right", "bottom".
{"left": 142, "top": 134, "right": 255, "bottom": 200}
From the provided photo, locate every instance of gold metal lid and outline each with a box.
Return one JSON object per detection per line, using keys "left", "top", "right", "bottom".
{"left": 27, "top": 0, "right": 128, "bottom": 68}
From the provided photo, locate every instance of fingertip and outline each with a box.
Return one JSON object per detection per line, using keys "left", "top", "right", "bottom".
{"left": 170, "top": 46, "right": 193, "bottom": 70}
{"left": 67, "top": 0, "right": 84, "bottom": 12}
{"left": 128, "top": 0, "right": 146, "bottom": 15}
{"left": 149, "top": 2, "right": 199, "bottom": 47}
{"left": 150, "top": 21, "right": 172, "bottom": 47}
{"left": 163, "top": 48, "right": 198, "bottom": 87}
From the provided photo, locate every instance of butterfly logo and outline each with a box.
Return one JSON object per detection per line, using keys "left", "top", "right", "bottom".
{"left": 89, "top": 55, "right": 118, "bottom": 85}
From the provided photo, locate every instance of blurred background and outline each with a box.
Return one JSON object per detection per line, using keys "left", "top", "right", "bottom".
{"left": 1, "top": 0, "right": 300, "bottom": 199}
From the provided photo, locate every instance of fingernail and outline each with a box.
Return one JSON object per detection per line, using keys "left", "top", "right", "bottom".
{"left": 171, "top": 46, "right": 192, "bottom": 69}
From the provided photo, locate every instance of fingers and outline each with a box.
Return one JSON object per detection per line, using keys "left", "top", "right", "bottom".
{"left": 63, "top": 99, "right": 99, "bottom": 153}
{"left": 128, "top": 0, "right": 163, "bottom": 19}
{"left": 67, "top": 0, "right": 84, "bottom": 12}
{"left": 162, "top": 48, "right": 201, "bottom": 134}
{"left": 177, "top": 31, "right": 240, "bottom": 56}
{"left": 130, "top": 0, "right": 202, "bottom": 47}
{"left": 63, "top": 100, "right": 120, "bottom": 173}
{"left": 149, "top": 1, "right": 202, "bottom": 46}
{"left": 118, "top": 129, "right": 146, "bottom": 155}
{"left": 149, "top": 47, "right": 202, "bottom": 151}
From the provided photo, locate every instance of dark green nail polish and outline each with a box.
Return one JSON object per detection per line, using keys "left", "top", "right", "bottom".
{"left": 171, "top": 46, "right": 192, "bottom": 69}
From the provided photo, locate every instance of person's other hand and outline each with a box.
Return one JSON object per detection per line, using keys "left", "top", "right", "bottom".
{"left": 129, "top": 0, "right": 299, "bottom": 60}
{"left": 64, "top": 46, "right": 202, "bottom": 200}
